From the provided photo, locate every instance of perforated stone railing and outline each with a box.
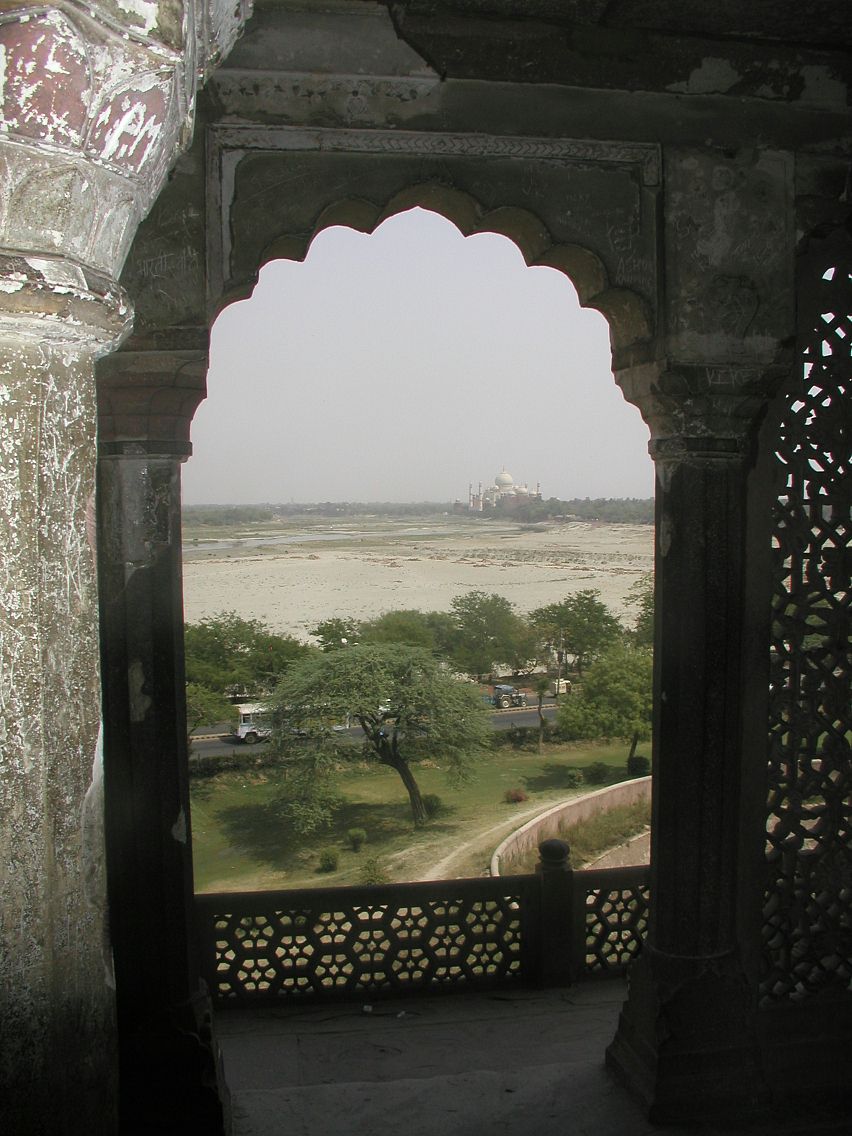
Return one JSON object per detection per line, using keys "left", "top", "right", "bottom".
{"left": 762, "top": 245, "right": 851, "bottom": 1005}
{"left": 580, "top": 867, "right": 650, "bottom": 974}
{"left": 195, "top": 854, "right": 649, "bottom": 1004}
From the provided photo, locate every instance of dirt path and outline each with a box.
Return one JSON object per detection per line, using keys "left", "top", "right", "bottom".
{"left": 413, "top": 794, "right": 575, "bottom": 880}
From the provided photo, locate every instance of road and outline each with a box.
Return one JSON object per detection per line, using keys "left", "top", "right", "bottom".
{"left": 190, "top": 704, "right": 561, "bottom": 759}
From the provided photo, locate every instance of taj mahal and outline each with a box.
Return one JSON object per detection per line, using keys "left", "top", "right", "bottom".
{"left": 467, "top": 469, "right": 543, "bottom": 511}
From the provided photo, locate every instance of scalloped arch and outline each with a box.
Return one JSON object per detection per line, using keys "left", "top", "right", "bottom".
{"left": 237, "top": 184, "right": 652, "bottom": 355}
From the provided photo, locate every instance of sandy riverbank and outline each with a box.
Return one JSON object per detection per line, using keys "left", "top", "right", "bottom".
{"left": 182, "top": 520, "right": 653, "bottom": 641}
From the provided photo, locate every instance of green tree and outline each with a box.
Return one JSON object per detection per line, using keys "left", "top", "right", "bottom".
{"left": 185, "top": 682, "right": 236, "bottom": 741}
{"left": 310, "top": 616, "right": 361, "bottom": 651}
{"left": 449, "top": 591, "right": 536, "bottom": 677}
{"left": 626, "top": 573, "right": 654, "bottom": 648}
{"left": 184, "top": 611, "right": 310, "bottom": 696}
{"left": 270, "top": 644, "right": 492, "bottom": 825}
{"left": 530, "top": 673, "right": 551, "bottom": 754}
{"left": 529, "top": 589, "right": 622, "bottom": 676}
{"left": 557, "top": 644, "right": 652, "bottom": 741}
{"left": 359, "top": 609, "right": 456, "bottom": 653}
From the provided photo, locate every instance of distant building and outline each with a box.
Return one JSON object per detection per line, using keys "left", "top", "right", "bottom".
{"left": 466, "top": 469, "right": 542, "bottom": 511}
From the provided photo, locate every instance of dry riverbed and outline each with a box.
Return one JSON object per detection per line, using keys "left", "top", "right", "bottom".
{"left": 182, "top": 517, "right": 653, "bottom": 640}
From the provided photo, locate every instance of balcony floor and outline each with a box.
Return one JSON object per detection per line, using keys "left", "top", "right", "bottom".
{"left": 213, "top": 978, "right": 825, "bottom": 1136}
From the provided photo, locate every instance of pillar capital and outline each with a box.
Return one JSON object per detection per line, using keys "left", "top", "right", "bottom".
{"left": 97, "top": 347, "right": 208, "bottom": 458}
{"left": 616, "top": 354, "right": 793, "bottom": 465}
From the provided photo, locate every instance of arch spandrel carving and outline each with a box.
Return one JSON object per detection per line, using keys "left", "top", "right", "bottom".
{"left": 663, "top": 148, "right": 795, "bottom": 365}
{"left": 207, "top": 124, "right": 660, "bottom": 354}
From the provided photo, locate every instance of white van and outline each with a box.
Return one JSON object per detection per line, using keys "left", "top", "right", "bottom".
{"left": 235, "top": 703, "right": 270, "bottom": 744}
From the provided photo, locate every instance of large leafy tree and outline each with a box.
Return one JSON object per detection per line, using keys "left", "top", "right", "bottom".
{"left": 626, "top": 573, "right": 654, "bottom": 648}
{"left": 529, "top": 589, "right": 622, "bottom": 676}
{"left": 270, "top": 644, "right": 492, "bottom": 825}
{"left": 185, "top": 682, "right": 236, "bottom": 739}
{"left": 557, "top": 644, "right": 653, "bottom": 741}
{"left": 184, "top": 611, "right": 311, "bottom": 697}
{"left": 359, "top": 609, "right": 456, "bottom": 654}
{"left": 448, "top": 590, "right": 536, "bottom": 677}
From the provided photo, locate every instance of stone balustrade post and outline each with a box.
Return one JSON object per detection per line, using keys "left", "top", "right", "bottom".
{"left": 537, "top": 839, "right": 575, "bottom": 986}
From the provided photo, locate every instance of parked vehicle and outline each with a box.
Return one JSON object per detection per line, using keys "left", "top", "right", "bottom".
{"left": 550, "top": 678, "right": 572, "bottom": 695}
{"left": 491, "top": 684, "right": 528, "bottom": 709}
{"left": 235, "top": 703, "right": 270, "bottom": 744}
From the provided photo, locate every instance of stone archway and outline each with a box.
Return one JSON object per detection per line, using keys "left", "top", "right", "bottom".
{"left": 92, "top": 11, "right": 848, "bottom": 1133}
{"left": 205, "top": 126, "right": 657, "bottom": 359}
{"left": 5, "top": 2, "right": 850, "bottom": 1132}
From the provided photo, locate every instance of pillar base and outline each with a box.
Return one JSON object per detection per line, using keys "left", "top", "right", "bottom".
{"left": 606, "top": 949, "right": 769, "bottom": 1125}
{"left": 608, "top": 951, "right": 852, "bottom": 1129}
{"left": 118, "top": 986, "right": 224, "bottom": 1136}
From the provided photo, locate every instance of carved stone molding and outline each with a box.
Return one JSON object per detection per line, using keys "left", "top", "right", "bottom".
{"left": 206, "top": 122, "right": 659, "bottom": 347}
{"left": 209, "top": 124, "right": 660, "bottom": 183}
{"left": 0, "top": 253, "right": 131, "bottom": 350}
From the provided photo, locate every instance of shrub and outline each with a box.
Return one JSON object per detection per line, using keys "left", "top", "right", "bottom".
{"left": 275, "top": 779, "right": 343, "bottom": 836}
{"left": 560, "top": 768, "right": 584, "bottom": 790}
{"left": 359, "top": 857, "right": 389, "bottom": 885}
{"left": 347, "top": 827, "right": 367, "bottom": 851}
{"left": 318, "top": 848, "right": 339, "bottom": 873}
{"left": 504, "top": 787, "right": 529, "bottom": 804}
{"left": 626, "top": 753, "right": 651, "bottom": 778}
{"left": 422, "top": 793, "right": 443, "bottom": 819}
{"left": 584, "top": 762, "right": 610, "bottom": 785}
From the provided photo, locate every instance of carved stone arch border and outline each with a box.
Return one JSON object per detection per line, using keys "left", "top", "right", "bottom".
{"left": 205, "top": 125, "right": 660, "bottom": 360}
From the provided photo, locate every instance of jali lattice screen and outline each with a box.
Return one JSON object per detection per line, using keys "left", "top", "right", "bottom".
{"left": 762, "top": 247, "right": 851, "bottom": 1003}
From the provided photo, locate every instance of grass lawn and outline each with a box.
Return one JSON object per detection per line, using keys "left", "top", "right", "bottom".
{"left": 190, "top": 740, "right": 638, "bottom": 892}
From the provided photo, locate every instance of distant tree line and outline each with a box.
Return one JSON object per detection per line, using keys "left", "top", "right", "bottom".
{"left": 488, "top": 496, "right": 654, "bottom": 524}
{"left": 183, "top": 504, "right": 278, "bottom": 526}
{"left": 276, "top": 501, "right": 454, "bottom": 517}
{"left": 182, "top": 498, "right": 654, "bottom": 527}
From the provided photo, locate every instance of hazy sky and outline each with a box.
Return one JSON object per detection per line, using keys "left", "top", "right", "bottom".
{"left": 183, "top": 209, "right": 654, "bottom": 504}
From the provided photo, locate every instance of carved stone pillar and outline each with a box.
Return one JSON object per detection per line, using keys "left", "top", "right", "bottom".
{"left": 604, "top": 142, "right": 805, "bottom": 1122}
{"left": 0, "top": 261, "right": 130, "bottom": 1134}
{"left": 0, "top": 3, "right": 247, "bottom": 1132}
{"left": 96, "top": 349, "right": 217, "bottom": 1130}
{"left": 608, "top": 351, "right": 791, "bottom": 1123}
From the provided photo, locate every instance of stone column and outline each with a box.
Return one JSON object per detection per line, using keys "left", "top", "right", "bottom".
{"left": 605, "top": 146, "right": 797, "bottom": 1122}
{"left": 0, "top": 261, "right": 130, "bottom": 1134}
{"left": 608, "top": 354, "right": 793, "bottom": 1122}
{"left": 96, "top": 349, "right": 218, "bottom": 1130}
{"left": 0, "top": 4, "right": 248, "bottom": 1132}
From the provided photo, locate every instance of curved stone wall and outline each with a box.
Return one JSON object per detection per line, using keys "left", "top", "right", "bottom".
{"left": 490, "top": 776, "right": 652, "bottom": 876}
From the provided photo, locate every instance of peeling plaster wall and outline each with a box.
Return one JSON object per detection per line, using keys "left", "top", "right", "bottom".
{"left": 0, "top": 336, "right": 115, "bottom": 1134}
